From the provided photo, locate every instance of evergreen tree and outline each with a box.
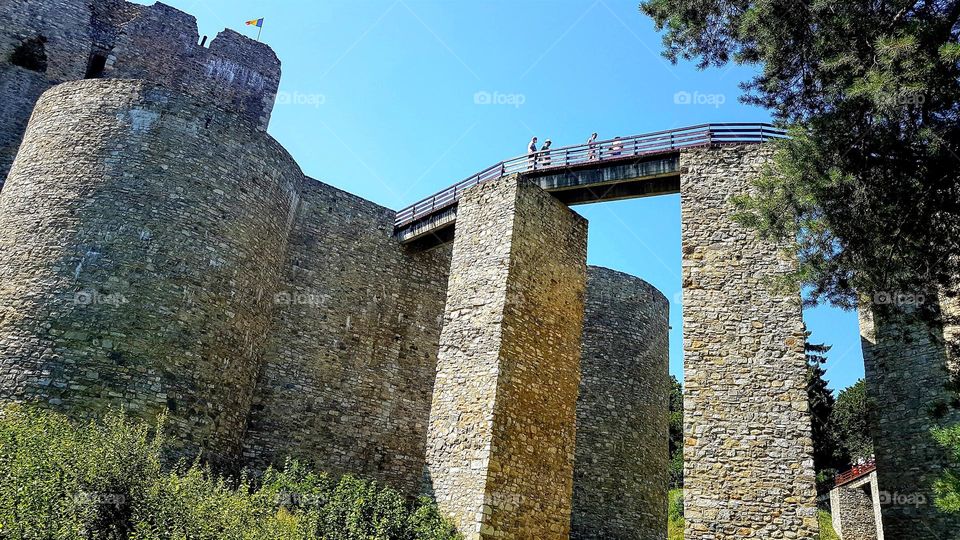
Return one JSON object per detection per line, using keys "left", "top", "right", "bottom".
{"left": 831, "top": 379, "right": 874, "bottom": 463}
{"left": 639, "top": 0, "right": 960, "bottom": 313}
{"left": 805, "top": 338, "right": 838, "bottom": 471}
{"left": 803, "top": 335, "right": 844, "bottom": 493}
{"left": 668, "top": 375, "right": 684, "bottom": 488}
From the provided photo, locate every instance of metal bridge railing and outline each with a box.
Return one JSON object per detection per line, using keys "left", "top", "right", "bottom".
{"left": 394, "top": 122, "right": 786, "bottom": 228}
{"left": 834, "top": 458, "right": 876, "bottom": 487}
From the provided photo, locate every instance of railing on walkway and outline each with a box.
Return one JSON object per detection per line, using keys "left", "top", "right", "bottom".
{"left": 394, "top": 122, "right": 786, "bottom": 228}
{"left": 835, "top": 458, "right": 877, "bottom": 487}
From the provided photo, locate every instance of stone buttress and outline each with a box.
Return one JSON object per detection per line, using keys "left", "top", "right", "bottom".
{"left": 423, "top": 175, "right": 588, "bottom": 539}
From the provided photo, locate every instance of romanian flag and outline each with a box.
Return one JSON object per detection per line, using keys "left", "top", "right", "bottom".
{"left": 245, "top": 18, "right": 264, "bottom": 28}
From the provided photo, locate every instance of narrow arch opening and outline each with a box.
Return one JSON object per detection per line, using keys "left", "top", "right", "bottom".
{"left": 9, "top": 35, "right": 48, "bottom": 73}
{"left": 85, "top": 51, "right": 108, "bottom": 79}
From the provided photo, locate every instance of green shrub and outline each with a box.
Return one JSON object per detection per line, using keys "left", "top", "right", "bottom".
{"left": 815, "top": 469, "right": 838, "bottom": 496}
{"left": 0, "top": 405, "right": 460, "bottom": 540}
{"left": 667, "top": 488, "right": 683, "bottom": 523}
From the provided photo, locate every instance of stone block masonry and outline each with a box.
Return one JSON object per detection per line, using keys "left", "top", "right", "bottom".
{"left": 572, "top": 267, "right": 670, "bottom": 540}
{"left": 0, "top": 75, "right": 458, "bottom": 487}
{"left": 859, "top": 297, "right": 960, "bottom": 539}
{"left": 423, "top": 175, "right": 588, "bottom": 539}
{"left": 0, "top": 0, "right": 94, "bottom": 186}
{"left": 0, "top": 0, "right": 280, "bottom": 186}
{"left": 0, "top": 72, "right": 673, "bottom": 535}
{"left": 0, "top": 79, "right": 301, "bottom": 465}
{"left": 680, "top": 145, "right": 819, "bottom": 539}
{"left": 241, "top": 179, "right": 452, "bottom": 494}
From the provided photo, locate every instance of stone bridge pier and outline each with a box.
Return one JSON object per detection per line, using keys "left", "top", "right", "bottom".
{"left": 680, "top": 145, "right": 819, "bottom": 539}
{"left": 422, "top": 145, "right": 823, "bottom": 539}
{"left": 423, "top": 175, "right": 588, "bottom": 539}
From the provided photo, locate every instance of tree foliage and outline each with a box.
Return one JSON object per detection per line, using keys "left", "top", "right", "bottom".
{"left": 668, "top": 375, "right": 684, "bottom": 488}
{"left": 933, "top": 423, "right": 960, "bottom": 513}
{"left": 805, "top": 338, "right": 840, "bottom": 485}
{"left": 830, "top": 379, "right": 875, "bottom": 464}
{"left": 639, "top": 0, "right": 960, "bottom": 313}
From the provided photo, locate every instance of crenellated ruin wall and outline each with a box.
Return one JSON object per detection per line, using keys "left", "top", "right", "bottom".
{"left": 0, "top": 0, "right": 280, "bottom": 187}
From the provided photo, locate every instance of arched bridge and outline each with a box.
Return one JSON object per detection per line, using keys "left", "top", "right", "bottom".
{"left": 394, "top": 122, "right": 785, "bottom": 248}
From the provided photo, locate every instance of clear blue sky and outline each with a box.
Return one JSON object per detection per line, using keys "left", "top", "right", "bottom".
{"left": 137, "top": 0, "right": 866, "bottom": 392}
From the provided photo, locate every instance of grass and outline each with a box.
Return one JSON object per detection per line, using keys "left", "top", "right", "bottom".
{"left": 668, "top": 489, "right": 684, "bottom": 540}
{"left": 818, "top": 509, "right": 840, "bottom": 540}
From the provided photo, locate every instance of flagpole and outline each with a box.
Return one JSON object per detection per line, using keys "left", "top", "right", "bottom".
{"left": 257, "top": 24, "right": 262, "bottom": 41}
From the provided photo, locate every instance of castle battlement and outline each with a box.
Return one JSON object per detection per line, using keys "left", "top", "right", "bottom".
{"left": 0, "top": 0, "right": 281, "bottom": 187}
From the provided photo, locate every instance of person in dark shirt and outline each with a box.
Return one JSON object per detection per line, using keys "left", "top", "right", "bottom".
{"left": 540, "top": 139, "right": 552, "bottom": 167}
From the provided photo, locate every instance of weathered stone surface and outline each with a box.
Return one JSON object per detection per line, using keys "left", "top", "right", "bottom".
{"left": 572, "top": 267, "right": 669, "bottom": 540}
{"left": 241, "top": 180, "right": 452, "bottom": 493}
{"left": 680, "top": 144, "right": 819, "bottom": 539}
{"left": 102, "top": 2, "right": 280, "bottom": 130}
{"left": 859, "top": 296, "right": 960, "bottom": 539}
{"left": 423, "top": 175, "right": 588, "bottom": 539}
{"left": 0, "top": 0, "right": 279, "bottom": 186}
{"left": 0, "top": 0, "right": 93, "bottom": 185}
{"left": 0, "top": 79, "right": 300, "bottom": 465}
{"left": 0, "top": 24, "right": 674, "bottom": 531}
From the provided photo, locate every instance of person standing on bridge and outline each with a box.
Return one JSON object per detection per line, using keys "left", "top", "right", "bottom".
{"left": 528, "top": 136, "right": 538, "bottom": 170}
{"left": 540, "top": 139, "right": 552, "bottom": 168}
{"left": 610, "top": 136, "right": 623, "bottom": 156}
{"left": 587, "top": 132, "right": 598, "bottom": 161}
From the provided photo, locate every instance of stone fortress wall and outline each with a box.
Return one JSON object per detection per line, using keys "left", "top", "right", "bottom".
{"left": 0, "top": 0, "right": 280, "bottom": 187}
{"left": 20, "top": 1, "right": 960, "bottom": 538}
{"left": 0, "top": 79, "right": 300, "bottom": 465}
{"left": 859, "top": 297, "right": 960, "bottom": 538}
{"left": 0, "top": 2, "right": 671, "bottom": 536}
{"left": 679, "top": 145, "right": 818, "bottom": 538}
{"left": 422, "top": 176, "right": 590, "bottom": 538}
{"left": 241, "top": 180, "right": 454, "bottom": 494}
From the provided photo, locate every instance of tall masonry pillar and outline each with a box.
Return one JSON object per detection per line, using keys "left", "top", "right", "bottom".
{"left": 680, "top": 145, "right": 819, "bottom": 539}
{"left": 423, "top": 174, "right": 588, "bottom": 539}
{"left": 859, "top": 293, "right": 960, "bottom": 539}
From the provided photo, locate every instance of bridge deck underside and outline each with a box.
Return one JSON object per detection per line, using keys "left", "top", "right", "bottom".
{"left": 397, "top": 153, "right": 679, "bottom": 249}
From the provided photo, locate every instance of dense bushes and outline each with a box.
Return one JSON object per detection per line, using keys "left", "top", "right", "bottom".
{"left": 0, "top": 406, "right": 460, "bottom": 539}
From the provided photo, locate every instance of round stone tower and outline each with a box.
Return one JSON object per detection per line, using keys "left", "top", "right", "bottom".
{"left": 572, "top": 266, "right": 670, "bottom": 540}
{"left": 0, "top": 79, "right": 302, "bottom": 465}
